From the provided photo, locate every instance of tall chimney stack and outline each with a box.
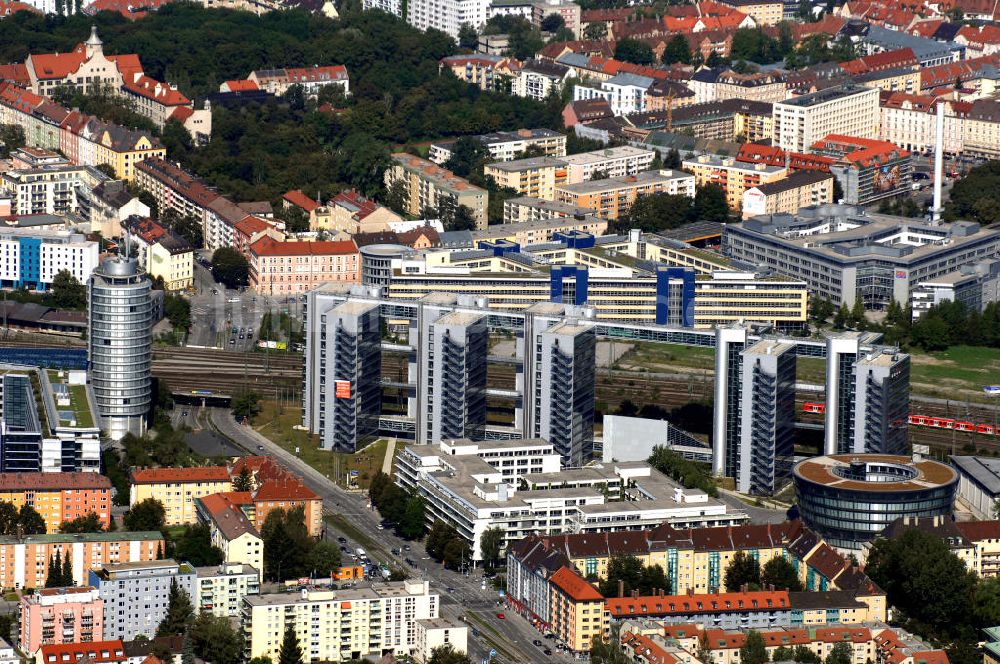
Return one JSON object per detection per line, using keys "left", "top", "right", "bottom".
{"left": 932, "top": 101, "right": 945, "bottom": 223}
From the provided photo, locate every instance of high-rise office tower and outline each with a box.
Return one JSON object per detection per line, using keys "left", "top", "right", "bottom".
{"left": 528, "top": 319, "right": 596, "bottom": 466}
{"left": 824, "top": 333, "right": 863, "bottom": 456}
{"left": 853, "top": 349, "right": 911, "bottom": 455}
{"left": 737, "top": 340, "right": 796, "bottom": 495}
{"left": 712, "top": 324, "right": 749, "bottom": 478}
{"left": 423, "top": 311, "right": 488, "bottom": 443}
{"left": 304, "top": 299, "right": 382, "bottom": 452}
{"left": 87, "top": 256, "right": 152, "bottom": 441}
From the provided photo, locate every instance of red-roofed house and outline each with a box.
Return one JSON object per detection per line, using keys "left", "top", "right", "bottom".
{"left": 82, "top": 0, "right": 175, "bottom": 20}
{"left": 233, "top": 215, "right": 283, "bottom": 257}
{"left": 25, "top": 28, "right": 131, "bottom": 96}
{"left": 549, "top": 566, "right": 608, "bottom": 653}
{"left": 282, "top": 190, "right": 318, "bottom": 214}
{"left": 0, "top": 63, "right": 30, "bottom": 87}
{"left": 37, "top": 640, "right": 126, "bottom": 664}
{"left": 219, "top": 79, "right": 259, "bottom": 93}
{"left": 247, "top": 65, "right": 350, "bottom": 97}
{"left": 130, "top": 467, "right": 234, "bottom": 526}
{"left": 956, "top": 24, "right": 1000, "bottom": 57}
{"left": 311, "top": 189, "right": 403, "bottom": 234}
{"left": 251, "top": 477, "right": 323, "bottom": 537}
{"left": 248, "top": 237, "right": 360, "bottom": 295}
{"left": 194, "top": 492, "right": 263, "bottom": 581}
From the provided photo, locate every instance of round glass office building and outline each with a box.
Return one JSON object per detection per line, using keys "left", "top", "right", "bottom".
{"left": 793, "top": 454, "right": 957, "bottom": 550}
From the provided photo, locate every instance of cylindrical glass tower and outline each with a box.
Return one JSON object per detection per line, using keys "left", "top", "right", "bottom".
{"left": 87, "top": 256, "right": 152, "bottom": 441}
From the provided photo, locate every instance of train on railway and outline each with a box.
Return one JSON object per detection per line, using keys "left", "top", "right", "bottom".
{"left": 802, "top": 402, "right": 998, "bottom": 436}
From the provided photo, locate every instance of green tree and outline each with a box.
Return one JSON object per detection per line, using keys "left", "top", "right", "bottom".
{"left": 18, "top": 504, "right": 47, "bottom": 535}
{"left": 910, "top": 316, "right": 951, "bottom": 351}
{"left": 124, "top": 498, "right": 166, "bottom": 532}
{"left": 0, "top": 124, "right": 25, "bottom": 159}
{"left": 599, "top": 555, "right": 644, "bottom": 596}
{"left": 45, "top": 553, "right": 62, "bottom": 588}
{"left": 61, "top": 551, "right": 73, "bottom": 585}
{"left": 232, "top": 390, "right": 262, "bottom": 423}
{"left": 825, "top": 643, "right": 851, "bottom": 664}
{"left": 662, "top": 34, "right": 692, "bottom": 64}
{"left": 794, "top": 646, "right": 822, "bottom": 664}
{"left": 612, "top": 192, "right": 694, "bottom": 233}
{"left": 428, "top": 645, "right": 474, "bottom": 664}
{"left": 164, "top": 294, "right": 192, "bottom": 332}
{"left": 446, "top": 204, "right": 478, "bottom": 231}
{"left": 442, "top": 538, "right": 471, "bottom": 571}
{"left": 541, "top": 13, "right": 564, "bottom": 32}
{"left": 398, "top": 495, "right": 427, "bottom": 540}
{"left": 278, "top": 625, "right": 303, "bottom": 664}
{"left": 210, "top": 247, "right": 250, "bottom": 289}
{"left": 761, "top": 556, "right": 802, "bottom": 591}
{"left": 693, "top": 183, "right": 730, "bottom": 222}
{"left": 614, "top": 38, "right": 655, "bottom": 65}
{"left": 233, "top": 467, "right": 254, "bottom": 492}
{"left": 457, "top": 23, "right": 478, "bottom": 50}
{"left": 740, "top": 631, "right": 769, "bottom": 664}
{"left": 157, "top": 578, "right": 194, "bottom": 636}
{"left": 51, "top": 270, "right": 87, "bottom": 309}
{"left": 865, "top": 529, "right": 976, "bottom": 638}
{"left": 724, "top": 551, "right": 761, "bottom": 591}
{"left": 426, "top": 521, "right": 458, "bottom": 561}
{"left": 307, "top": 540, "right": 342, "bottom": 578}
{"left": 261, "top": 507, "right": 313, "bottom": 581}
{"left": 849, "top": 298, "right": 866, "bottom": 329}
{"left": 583, "top": 23, "right": 608, "bottom": 40}
{"left": 60, "top": 512, "right": 103, "bottom": 534}
{"left": 833, "top": 303, "right": 850, "bottom": 329}
{"left": 809, "top": 297, "right": 835, "bottom": 325}
{"left": 648, "top": 446, "right": 718, "bottom": 497}
{"left": 173, "top": 524, "right": 225, "bottom": 567}
{"left": 480, "top": 526, "right": 505, "bottom": 571}
{"left": 190, "top": 612, "right": 242, "bottom": 664}
{"left": 444, "top": 136, "right": 489, "bottom": 178}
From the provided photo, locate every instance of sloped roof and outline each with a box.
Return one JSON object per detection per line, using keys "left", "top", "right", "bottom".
{"left": 249, "top": 236, "right": 358, "bottom": 257}
{"left": 550, "top": 566, "right": 603, "bottom": 601}
{"left": 282, "top": 189, "right": 318, "bottom": 212}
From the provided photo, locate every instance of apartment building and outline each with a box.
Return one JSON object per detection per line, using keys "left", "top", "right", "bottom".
{"left": 465, "top": 216, "right": 608, "bottom": 245}
{"left": 0, "top": 531, "right": 164, "bottom": 590}
{"left": 89, "top": 560, "right": 197, "bottom": 640}
{"left": 428, "top": 129, "right": 566, "bottom": 164}
{"left": 772, "top": 85, "right": 881, "bottom": 152}
{"left": 555, "top": 170, "right": 695, "bottom": 220}
{"left": 247, "top": 237, "right": 360, "bottom": 296}
{"left": 386, "top": 153, "right": 488, "bottom": 229}
{"left": 964, "top": 97, "right": 1000, "bottom": 159}
{"left": 195, "top": 494, "right": 264, "bottom": 581}
{"left": 573, "top": 73, "right": 656, "bottom": 116}
{"left": 741, "top": 170, "right": 835, "bottom": 219}
{"left": 241, "top": 581, "right": 440, "bottom": 662}
{"left": 879, "top": 94, "right": 965, "bottom": 155}
{"left": 560, "top": 146, "right": 656, "bottom": 184}
{"left": 682, "top": 154, "right": 787, "bottom": 212}
{"left": 132, "top": 158, "right": 220, "bottom": 229}
{"left": 717, "top": 0, "right": 784, "bottom": 24}
{"left": 19, "top": 586, "right": 104, "bottom": 653}
{"left": 1, "top": 165, "right": 107, "bottom": 217}
{"left": 246, "top": 65, "right": 350, "bottom": 97}
{"left": 129, "top": 467, "right": 233, "bottom": 526}
{"left": 0, "top": 473, "right": 111, "bottom": 534}
{"left": 195, "top": 563, "right": 260, "bottom": 618}
{"left": 810, "top": 135, "right": 913, "bottom": 206}
{"left": 502, "top": 196, "right": 596, "bottom": 223}
{"left": 483, "top": 156, "right": 567, "bottom": 200}
{"left": 123, "top": 217, "right": 194, "bottom": 292}
{"left": 310, "top": 190, "right": 402, "bottom": 234}
{"left": 549, "top": 566, "right": 608, "bottom": 654}
{"left": 35, "top": 641, "right": 126, "bottom": 664}
{"left": 438, "top": 55, "right": 517, "bottom": 92}
{"left": 0, "top": 229, "right": 98, "bottom": 291}
{"left": 715, "top": 70, "right": 787, "bottom": 103}
{"left": 404, "top": 0, "right": 492, "bottom": 39}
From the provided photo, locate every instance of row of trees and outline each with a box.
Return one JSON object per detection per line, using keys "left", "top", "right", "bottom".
{"left": 369, "top": 471, "right": 427, "bottom": 540}
{"left": 44, "top": 550, "right": 75, "bottom": 587}
{"left": 647, "top": 446, "right": 719, "bottom": 498}
{"left": 609, "top": 184, "right": 730, "bottom": 234}
{"left": 425, "top": 521, "right": 473, "bottom": 571}
{"left": 597, "top": 555, "right": 670, "bottom": 597}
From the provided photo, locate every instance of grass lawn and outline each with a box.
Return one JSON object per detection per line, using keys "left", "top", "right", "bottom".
{"left": 67, "top": 385, "right": 94, "bottom": 428}
{"left": 254, "top": 399, "right": 389, "bottom": 489}
{"left": 615, "top": 341, "right": 1000, "bottom": 402}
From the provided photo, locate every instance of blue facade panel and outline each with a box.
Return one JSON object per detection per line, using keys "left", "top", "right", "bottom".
{"left": 18, "top": 237, "right": 41, "bottom": 288}
{"left": 550, "top": 266, "right": 588, "bottom": 305}
{"left": 657, "top": 267, "right": 696, "bottom": 327}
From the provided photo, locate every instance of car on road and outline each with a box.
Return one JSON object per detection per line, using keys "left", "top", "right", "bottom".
{"left": 447, "top": 587, "right": 455, "bottom": 593}
{"left": 257, "top": 445, "right": 264, "bottom": 451}
{"left": 533, "top": 640, "right": 542, "bottom": 647}
{"left": 495, "top": 613, "right": 505, "bottom": 619}
{"left": 404, "top": 558, "right": 416, "bottom": 567}
{"left": 471, "top": 629, "right": 480, "bottom": 637}
{"left": 403, "top": 544, "right": 411, "bottom": 551}
{"left": 543, "top": 649, "right": 552, "bottom": 656}
{"left": 913, "top": 172, "right": 930, "bottom": 180}
{"left": 229, "top": 338, "right": 236, "bottom": 345}
{"left": 391, "top": 548, "right": 401, "bottom": 555}
{"left": 182, "top": 411, "right": 188, "bottom": 416}
{"left": 239, "top": 333, "right": 245, "bottom": 340}
{"left": 340, "top": 546, "right": 349, "bottom": 553}
{"left": 337, "top": 537, "right": 347, "bottom": 544}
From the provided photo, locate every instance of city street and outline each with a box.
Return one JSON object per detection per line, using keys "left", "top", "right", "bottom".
{"left": 206, "top": 407, "right": 575, "bottom": 664}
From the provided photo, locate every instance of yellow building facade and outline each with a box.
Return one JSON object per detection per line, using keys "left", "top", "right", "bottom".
{"left": 682, "top": 154, "right": 788, "bottom": 212}
{"left": 484, "top": 157, "right": 567, "bottom": 201}
{"left": 129, "top": 467, "right": 233, "bottom": 526}
{"left": 149, "top": 237, "right": 193, "bottom": 291}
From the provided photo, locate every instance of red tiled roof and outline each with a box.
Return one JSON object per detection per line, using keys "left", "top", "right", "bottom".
{"left": 282, "top": 189, "right": 318, "bottom": 212}
{"left": 129, "top": 217, "right": 167, "bottom": 244}
{"left": 130, "top": 466, "right": 231, "bottom": 484}
{"left": 812, "top": 134, "right": 910, "bottom": 168}
{"left": 814, "top": 627, "right": 872, "bottom": 643}
{"left": 0, "top": 63, "right": 30, "bottom": 85}
{"left": 332, "top": 189, "right": 380, "bottom": 220}
{"left": 550, "top": 566, "right": 604, "bottom": 602}
{"left": 285, "top": 65, "right": 348, "bottom": 83}
{"left": 0, "top": 472, "right": 110, "bottom": 491}
{"left": 222, "top": 79, "right": 259, "bottom": 92}
{"left": 249, "top": 236, "right": 358, "bottom": 258}
{"left": 954, "top": 520, "right": 1000, "bottom": 541}
{"left": 83, "top": 0, "right": 174, "bottom": 20}
{"left": 606, "top": 590, "right": 790, "bottom": 617}
{"left": 28, "top": 51, "right": 86, "bottom": 80}
{"left": 0, "top": 1, "right": 40, "bottom": 15}
{"left": 234, "top": 215, "right": 270, "bottom": 237}
{"left": 170, "top": 106, "right": 193, "bottom": 123}
{"left": 123, "top": 73, "right": 190, "bottom": 106}
{"left": 40, "top": 641, "right": 126, "bottom": 664}
{"left": 254, "top": 477, "right": 319, "bottom": 502}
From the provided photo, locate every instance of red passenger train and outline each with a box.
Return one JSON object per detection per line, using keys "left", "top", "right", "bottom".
{"left": 803, "top": 404, "right": 998, "bottom": 436}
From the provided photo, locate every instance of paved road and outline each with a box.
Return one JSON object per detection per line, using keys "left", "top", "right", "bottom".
{"left": 205, "top": 407, "right": 572, "bottom": 664}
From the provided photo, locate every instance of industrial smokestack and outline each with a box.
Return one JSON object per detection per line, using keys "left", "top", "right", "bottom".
{"left": 932, "top": 101, "right": 945, "bottom": 224}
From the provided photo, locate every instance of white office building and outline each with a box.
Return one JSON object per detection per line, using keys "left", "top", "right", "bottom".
{"left": 772, "top": 84, "right": 880, "bottom": 152}
{"left": 0, "top": 229, "right": 99, "bottom": 291}
{"left": 394, "top": 439, "right": 747, "bottom": 561}
{"left": 405, "top": 0, "right": 492, "bottom": 39}
{"left": 560, "top": 146, "right": 657, "bottom": 184}
{"left": 574, "top": 73, "right": 655, "bottom": 116}
{"left": 1, "top": 165, "right": 109, "bottom": 217}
